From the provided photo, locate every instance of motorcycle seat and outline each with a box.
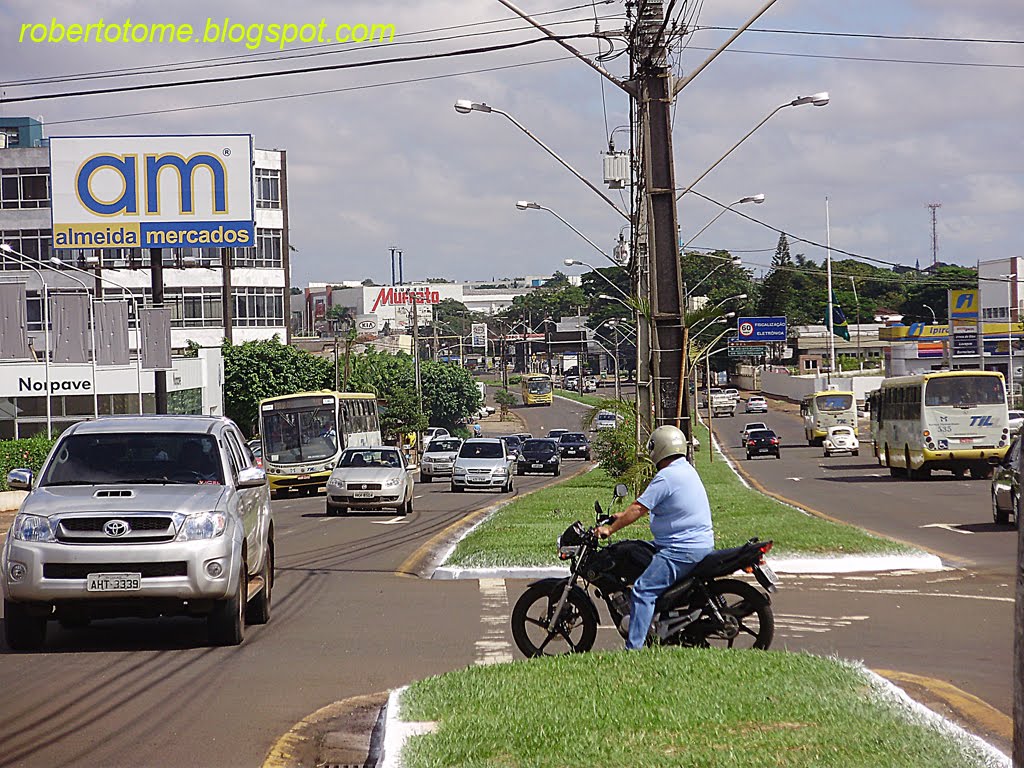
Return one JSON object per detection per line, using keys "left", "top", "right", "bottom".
{"left": 689, "top": 542, "right": 760, "bottom": 579}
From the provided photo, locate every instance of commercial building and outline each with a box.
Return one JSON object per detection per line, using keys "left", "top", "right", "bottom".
{"left": 0, "top": 118, "right": 290, "bottom": 435}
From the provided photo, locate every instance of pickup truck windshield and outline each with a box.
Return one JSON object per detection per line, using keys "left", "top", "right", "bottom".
{"left": 426, "top": 439, "right": 461, "bottom": 453}
{"left": 40, "top": 433, "right": 224, "bottom": 486}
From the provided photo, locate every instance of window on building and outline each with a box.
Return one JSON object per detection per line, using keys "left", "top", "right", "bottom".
{"left": 0, "top": 228, "right": 51, "bottom": 268}
{"left": 0, "top": 167, "right": 49, "bottom": 208}
{"left": 1, "top": 128, "right": 20, "bottom": 148}
{"left": 234, "top": 228, "right": 282, "bottom": 268}
{"left": 232, "top": 287, "right": 285, "bottom": 327}
{"left": 165, "top": 287, "right": 224, "bottom": 328}
{"left": 255, "top": 167, "right": 281, "bottom": 209}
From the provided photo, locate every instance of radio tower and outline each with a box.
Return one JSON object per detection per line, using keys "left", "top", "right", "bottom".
{"left": 927, "top": 203, "right": 942, "bottom": 266}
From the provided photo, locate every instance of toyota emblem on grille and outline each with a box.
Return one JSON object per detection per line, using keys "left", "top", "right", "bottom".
{"left": 103, "top": 519, "right": 130, "bottom": 537}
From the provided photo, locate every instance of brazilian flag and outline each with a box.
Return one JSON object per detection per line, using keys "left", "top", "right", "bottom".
{"left": 829, "top": 297, "right": 851, "bottom": 341}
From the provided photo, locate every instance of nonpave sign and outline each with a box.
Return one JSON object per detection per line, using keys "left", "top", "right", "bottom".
{"left": 736, "top": 316, "right": 787, "bottom": 343}
{"left": 49, "top": 135, "right": 255, "bottom": 250}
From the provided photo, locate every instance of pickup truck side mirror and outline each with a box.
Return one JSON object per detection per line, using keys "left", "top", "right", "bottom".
{"left": 6, "top": 468, "right": 32, "bottom": 491}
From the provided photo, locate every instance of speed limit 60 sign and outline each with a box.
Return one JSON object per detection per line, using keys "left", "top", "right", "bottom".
{"left": 736, "top": 316, "right": 787, "bottom": 342}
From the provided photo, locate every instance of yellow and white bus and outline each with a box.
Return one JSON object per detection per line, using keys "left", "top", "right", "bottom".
{"left": 259, "top": 391, "right": 382, "bottom": 497}
{"left": 800, "top": 390, "right": 857, "bottom": 445}
{"left": 521, "top": 374, "right": 554, "bottom": 406}
{"left": 866, "top": 370, "right": 1009, "bottom": 480}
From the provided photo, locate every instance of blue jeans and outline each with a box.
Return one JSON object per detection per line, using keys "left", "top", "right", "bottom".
{"left": 627, "top": 547, "right": 713, "bottom": 650}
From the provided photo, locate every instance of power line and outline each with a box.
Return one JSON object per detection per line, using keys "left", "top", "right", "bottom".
{"left": 696, "top": 26, "right": 1024, "bottom": 45}
{"left": 0, "top": 34, "right": 601, "bottom": 105}
{"left": 2, "top": 9, "right": 622, "bottom": 88}
{"left": 683, "top": 44, "right": 1024, "bottom": 70}
{"left": 40, "top": 53, "right": 579, "bottom": 126}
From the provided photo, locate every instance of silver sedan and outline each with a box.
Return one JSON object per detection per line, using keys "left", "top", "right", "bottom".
{"left": 325, "top": 447, "right": 416, "bottom": 516}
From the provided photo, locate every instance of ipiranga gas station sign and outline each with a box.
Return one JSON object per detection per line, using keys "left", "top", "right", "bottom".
{"left": 49, "top": 135, "right": 255, "bottom": 249}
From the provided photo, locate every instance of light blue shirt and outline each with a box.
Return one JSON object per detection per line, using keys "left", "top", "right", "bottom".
{"left": 637, "top": 457, "right": 714, "bottom": 552}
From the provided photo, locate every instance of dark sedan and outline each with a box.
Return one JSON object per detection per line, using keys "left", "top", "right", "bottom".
{"left": 558, "top": 432, "right": 591, "bottom": 461}
{"left": 745, "top": 428, "right": 781, "bottom": 460}
{"left": 499, "top": 434, "right": 523, "bottom": 460}
{"left": 518, "top": 438, "right": 561, "bottom": 476}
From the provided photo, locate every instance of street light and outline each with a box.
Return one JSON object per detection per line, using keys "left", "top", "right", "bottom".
{"left": 0, "top": 243, "right": 51, "bottom": 437}
{"left": 563, "top": 257, "right": 631, "bottom": 300}
{"left": 681, "top": 195, "right": 765, "bottom": 255}
{"left": 516, "top": 201, "right": 620, "bottom": 267}
{"left": 454, "top": 100, "right": 629, "bottom": 220}
{"left": 675, "top": 94, "right": 828, "bottom": 201}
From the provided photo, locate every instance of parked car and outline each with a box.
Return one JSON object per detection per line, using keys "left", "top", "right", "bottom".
{"left": 548, "top": 428, "right": 569, "bottom": 440}
{"left": 594, "top": 410, "right": 622, "bottom": 431}
{"left": 740, "top": 422, "right": 769, "bottom": 443}
{"left": 823, "top": 425, "right": 860, "bottom": 457}
{"left": 518, "top": 438, "right": 561, "bottom": 476}
{"left": 991, "top": 435, "right": 1020, "bottom": 526}
{"left": 1008, "top": 410, "right": 1024, "bottom": 434}
{"left": 559, "top": 432, "right": 592, "bottom": 461}
{"left": 2, "top": 415, "right": 274, "bottom": 650}
{"left": 419, "top": 437, "right": 463, "bottom": 483}
{"left": 745, "top": 428, "right": 781, "bottom": 460}
{"left": 563, "top": 376, "right": 579, "bottom": 391}
{"left": 724, "top": 388, "right": 740, "bottom": 402}
{"left": 499, "top": 434, "right": 524, "bottom": 460}
{"left": 325, "top": 446, "right": 416, "bottom": 516}
{"left": 423, "top": 427, "right": 450, "bottom": 445}
{"left": 583, "top": 376, "right": 599, "bottom": 393}
{"left": 745, "top": 396, "right": 769, "bottom": 414}
{"left": 451, "top": 438, "right": 516, "bottom": 493}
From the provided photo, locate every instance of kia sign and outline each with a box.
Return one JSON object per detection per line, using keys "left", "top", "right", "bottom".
{"left": 355, "top": 314, "right": 378, "bottom": 336}
{"left": 49, "top": 135, "right": 255, "bottom": 250}
{"left": 736, "top": 316, "right": 787, "bottom": 343}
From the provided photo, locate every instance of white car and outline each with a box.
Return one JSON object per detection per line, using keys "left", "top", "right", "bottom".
{"left": 740, "top": 422, "right": 768, "bottom": 443}
{"left": 451, "top": 438, "right": 516, "bottom": 493}
{"left": 1009, "top": 410, "right": 1024, "bottom": 434}
{"left": 325, "top": 447, "right": 416, "bottom": 516}
{"left": 423, "top": 427, "right": 450, "bottom": 445}
{"left": 823, "top": 425, "right": 860, "bottom": 457}
{"left": 419, "top": 437, "right": 463, "bottom": 482}
{"left": 724, "top": 388, "right": 740, "bottom": 402}
{"left": 745, "top": 396, "right": 769, "bottom": 414}
{"left": 594, "top": 410, "right": 622, "bottom": 431}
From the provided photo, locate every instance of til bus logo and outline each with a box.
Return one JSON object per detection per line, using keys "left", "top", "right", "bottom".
{"left": 76, "top": 152, "right": 229, "bottom": 216}
{"left": 969, "top": 415, "right": 994, "bottom": 427}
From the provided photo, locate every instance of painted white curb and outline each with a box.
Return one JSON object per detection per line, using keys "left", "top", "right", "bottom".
{"left": 381, "top": 686, "right": 436, "bottom": 768}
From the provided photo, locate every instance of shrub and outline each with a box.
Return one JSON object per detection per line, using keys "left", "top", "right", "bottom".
{"left": 0, "top": 436, "right": 57, "bottom": 491}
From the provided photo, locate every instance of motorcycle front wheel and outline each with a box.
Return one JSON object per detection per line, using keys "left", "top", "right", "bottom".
{"left": 510, "top": 582, "right": 599, "bottom": 657}
{"left": 678, "top": 578, "right": 774, "bottom": 650}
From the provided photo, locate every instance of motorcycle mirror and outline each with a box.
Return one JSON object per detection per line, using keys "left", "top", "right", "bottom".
{"left": 594, "top": 500, "right": 603, "bottom": 517}
{"left": 613, "top": 483, "right": 628, "bottom": 499}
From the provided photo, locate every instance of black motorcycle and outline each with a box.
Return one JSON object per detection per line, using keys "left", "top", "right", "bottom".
{"left": 510, "top": 484, "right": 779, "bottom": 657}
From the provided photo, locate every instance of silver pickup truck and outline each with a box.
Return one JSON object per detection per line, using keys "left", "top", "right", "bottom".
{"left": 2, "top": 415, "right": 274, "bottom": 650}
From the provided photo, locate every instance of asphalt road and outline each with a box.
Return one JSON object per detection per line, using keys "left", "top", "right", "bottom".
{"left": 0, "top": 396, "right": 593, "bottom": 768}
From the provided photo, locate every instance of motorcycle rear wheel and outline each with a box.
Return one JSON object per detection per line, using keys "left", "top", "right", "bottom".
{"left": 676, "top": 579, "right": 774, "bottom": 650}
{"left": 511, "top": 582, "right": 599, "bottom": 657}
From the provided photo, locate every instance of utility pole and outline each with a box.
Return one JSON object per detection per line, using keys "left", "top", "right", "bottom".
{"left": 389, "top": 246, "right": 397, "bottom": 286}
{"left": 149, "top": 248, "right": 167, "bottom": 414}
{"left": 634, "top": 1, "right": 686, "bottom": 435}
{"left": 928, "top": 202, "right": 941, "bottom": 267}
{"left": 577, "top": 306, "right": 585, "bottom": 396}
{"left": 409, "top": 290, "right": 423, "bottom": 462}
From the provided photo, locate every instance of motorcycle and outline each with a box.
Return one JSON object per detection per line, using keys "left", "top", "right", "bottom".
{"left": 510, "top": 483, "right": 779, "bottom": 657}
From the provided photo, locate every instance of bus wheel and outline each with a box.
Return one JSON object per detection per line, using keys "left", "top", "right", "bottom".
{"left": 970, "top": 465, "right": 991, "bottom": 480}
{"left": 906, "top": 448, "right": 930, "bottom": 480}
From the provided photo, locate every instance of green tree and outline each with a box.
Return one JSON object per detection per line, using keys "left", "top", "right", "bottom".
{"left": 493, "top": 389, "right": 517, "bottom": 421}
{"left": 222, "top": 337, "right": 332, "bottom": 435}
{"left": 421, "top": 361, "right": 482, "bottom": 431}
{"left": 346, "top": 350, "right": 423, "bottom": 438}
{"left": 757, "top": 234, "right": 797, "bottom": 320}
{"left": 898, "top": 266, "right": 977, "bottom": 323}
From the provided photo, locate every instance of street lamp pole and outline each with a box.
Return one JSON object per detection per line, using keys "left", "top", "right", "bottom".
{"left": 1, "top": 244, "right": 51, "bottom": 437}
{"left": 518, "top": 201, "right": 621, "bottom": 267}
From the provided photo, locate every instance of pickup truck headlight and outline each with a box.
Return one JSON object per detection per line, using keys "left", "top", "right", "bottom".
{"left": 11, "top": 514, "right": 55, "bottom": 542}
{"left": 175, "top": 512, "right": 227, "bottom": 541}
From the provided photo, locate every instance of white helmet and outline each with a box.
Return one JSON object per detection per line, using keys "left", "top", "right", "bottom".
{"left": 647, "top": 425, "right": 688, "bottom": 465}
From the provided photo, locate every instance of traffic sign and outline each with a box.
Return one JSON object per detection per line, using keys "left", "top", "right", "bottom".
{"left": 736, "top": 316, "right": 787, "bottom": 342}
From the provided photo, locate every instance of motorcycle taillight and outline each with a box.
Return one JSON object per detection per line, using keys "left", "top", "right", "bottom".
{"left": 759, "top": 541, "right": 774, "bottom": 554}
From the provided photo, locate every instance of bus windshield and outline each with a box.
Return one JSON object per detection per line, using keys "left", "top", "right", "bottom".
{"left": 263, "top": 401, "right": 339, "bottom": 463}
{"left": 925, "top": 376, "right": 1005, "bottom": 407}
{"left": 815, "top": 393, "right": 854, "bottom": 412}
{"left": 527, "top": 378, "right": 552, "bottom": 395}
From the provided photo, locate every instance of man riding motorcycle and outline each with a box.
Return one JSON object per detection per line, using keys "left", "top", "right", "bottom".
{"left": 595, "top": 425, "right": 714, "bottom": 650}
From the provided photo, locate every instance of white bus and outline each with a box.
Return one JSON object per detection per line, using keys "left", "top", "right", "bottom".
{"left": 866, "top": 371, "right": 1009, "bottom": 480}
{"left": 800, "top": 390, "right": 857, "bottom": 445}
{"left": 259, "top": 391, "right": 382, "bottom": 497}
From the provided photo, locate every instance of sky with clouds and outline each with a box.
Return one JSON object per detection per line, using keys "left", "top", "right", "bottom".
{"left": 1, "top": 0, "right": 1020, "bottom": 287}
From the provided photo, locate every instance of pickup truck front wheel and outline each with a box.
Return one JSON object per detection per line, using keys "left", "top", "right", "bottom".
{"left": 246, "top": 536, "right": 274, "bottom": 625}
{"left": 4, "top": 599, "right": 47, "bottom": 651}
{"left": 208, "top": 563, "right": 246, "bottom": 646}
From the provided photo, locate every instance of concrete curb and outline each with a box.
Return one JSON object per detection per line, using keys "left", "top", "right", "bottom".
{"left": 0, "top": 490, "right": 27, "bottom": 513}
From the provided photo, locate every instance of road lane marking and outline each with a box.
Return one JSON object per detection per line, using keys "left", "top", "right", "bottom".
{"left": 371, "top": 517, "right": 409, "bottom": 525}
{"left": 920, "top": 523, "right": 974, "bottom": 535}
{"left": 786, "top": 477, "right": 802, "bottom": 481}
{"left": 476, "top": 578, "right": 514, "bottom": 665}
{"left": 808, "top": 587, "right": 1012, "bottom": 603}
{"left": 774, "top": 612, "right": 870, "bottom": 638}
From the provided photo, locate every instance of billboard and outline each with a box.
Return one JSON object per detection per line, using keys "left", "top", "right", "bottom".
{"left": 471, "top": 323, "right": 488, "bottom": 348}
{"left": 736, "top": 316, "right": 787, "bottom": 343}
{"left": 948, "top": 289, "right": 979, "bottom": 322}
{"left": 49, "top": 135, "right": 255, "bottom": 250}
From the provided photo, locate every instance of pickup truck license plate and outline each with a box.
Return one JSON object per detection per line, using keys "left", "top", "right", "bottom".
{"left": 352, "top": 491, "right": 375, "bottom": 499}
{"left": 87, "top": 573, "right": 142, "bottom": 592}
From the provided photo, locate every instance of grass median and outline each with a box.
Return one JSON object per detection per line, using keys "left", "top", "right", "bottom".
{"left": 446, "top": 423, "right": 905, "bottom": 568}
{"left": 399, "top": 649, "right": 994, "bottom": 768}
